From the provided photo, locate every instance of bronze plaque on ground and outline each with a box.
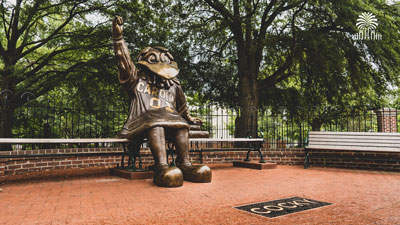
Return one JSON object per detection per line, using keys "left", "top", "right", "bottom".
{"left": 234, "top": 197, "right": 332, "bottom": 218}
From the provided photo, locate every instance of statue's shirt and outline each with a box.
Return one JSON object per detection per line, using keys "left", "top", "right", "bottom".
{"left": 119, "top": 75, "right": 189, "bottom": 139}
{"left": 113, "top": 39, "right": 190, "bottom": 139}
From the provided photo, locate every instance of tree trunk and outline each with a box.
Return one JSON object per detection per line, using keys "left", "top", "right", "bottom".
{"left": 310, "top": 118, "right": 322, "bottom": 131}
{"left": 0, "top": 102, "right": 16, "bottom": 150}
{"left": 234, "top": 53, "right": 259, "bottom": 138}
{"left": 0, "top": 66, "right": 17, "bottom": 150}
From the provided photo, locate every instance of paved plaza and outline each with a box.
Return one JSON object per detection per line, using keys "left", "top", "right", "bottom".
{"left": 0, "top": 164, "right": 399, "bottom": 225}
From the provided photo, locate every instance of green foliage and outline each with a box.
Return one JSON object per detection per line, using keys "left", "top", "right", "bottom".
{"left": 2, "top": 0, "right": 400, "bottom": 139}
{"left": 0, "top": 0, "right": 117, "bottom": 101}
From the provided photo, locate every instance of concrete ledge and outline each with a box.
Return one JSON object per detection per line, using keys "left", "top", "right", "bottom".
{"left": 110, "top": 168, "right": 153, "bottom": 180}
{"left": 233, "top": 161, "right": 277, "bottom": 170}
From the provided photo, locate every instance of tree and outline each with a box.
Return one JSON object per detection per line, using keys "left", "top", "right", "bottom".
{"left": 0, "top": 0, "right": 115, "bottom": 148}
{"left": 261, "top": 0, "right": 400, "bottom": 131}
{"left": 173, "top": 0, "right": 400, "bottom": 137}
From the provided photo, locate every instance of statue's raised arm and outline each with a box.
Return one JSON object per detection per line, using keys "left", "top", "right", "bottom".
{"left": 112, "top": 16, "right": 137, "bottom": 84}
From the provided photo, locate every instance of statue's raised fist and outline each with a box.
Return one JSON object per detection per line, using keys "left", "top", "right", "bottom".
{"left": 112, "top": 16, "right": 123, "bottom": 39}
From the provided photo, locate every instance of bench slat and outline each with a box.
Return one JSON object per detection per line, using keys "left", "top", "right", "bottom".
{"left": 307, "top": 145, "right": 400, "bottom": 152}
{"left": 189, "top": 138, "right": 264, "bottom": 142}
{"left": 0, "top": 138, "right": 264, "bottom": 144}
{"left": 309, "top": 135, "right": 400, "bottom": 141}
{"left": 308, "top": 141, "right": 400, "bottom": 148}
{"left": 0, "top": 138, "right": 131, "bottom": 144}
{"left": 309, "top": 131, "right": 400, "bottom": 137}
{"left": 309, "top": 138, "right": 400, "bottom": 145}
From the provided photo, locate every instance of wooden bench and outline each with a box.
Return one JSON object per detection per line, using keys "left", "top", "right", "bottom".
{"left": 0, "top": 136, "right": 266, "bottom": 166}
{"left": 304, "top": 131, "right": 400, "bottom": 168}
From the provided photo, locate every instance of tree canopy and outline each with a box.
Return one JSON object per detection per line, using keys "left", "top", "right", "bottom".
{"left": 165, "top": 0, "right": 400, "bottom": 133}
{"left": 1, "top": 0, "right": 399, "bottom": 140}
{"left": 0, "top": 0, "right": 116, "bottom": 141}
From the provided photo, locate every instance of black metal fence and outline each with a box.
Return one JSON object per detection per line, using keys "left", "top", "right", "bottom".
{"left": 1, "top": 99, "right": 399, "bottom": 150}
{"left": 10, "top": 101, "right": 127, "bottom": 139}
{"left": 189, "top": 106, "right": 399, "bottom": 148}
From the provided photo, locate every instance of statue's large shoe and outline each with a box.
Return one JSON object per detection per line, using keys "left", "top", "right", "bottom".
{"left": 178, "top": 164, "right": 212, "bottom": 183}
{"left": 153, "top": 165, "right": 183, "bottom": 187}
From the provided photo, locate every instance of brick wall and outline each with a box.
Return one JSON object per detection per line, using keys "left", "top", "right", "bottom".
{"left": 1, "top": 147, "right": 399, "bottom": 181}
{"left": 0, "top": 147, "right": 124, "bottom": 177}
{"left": 0, "top": 147, "right": 303, "bottom": 179}
{"left": 307, "top": 149, "right": 400, "bottom": 171}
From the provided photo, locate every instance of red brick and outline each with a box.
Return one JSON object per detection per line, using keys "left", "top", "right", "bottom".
{"left": 7, "top": 165, "right": 22, "bottom": 169}
{"left": 48, "top": 162, "right": 60, "bottom": 166}
{"left": 22, "top": 164, "right": 35, "bottom": 168}
{"left": 35, "top": 162, "right": 47, "bottom": 167}
{"left": 15, "top": 168, "right": 28, "bottom": 173}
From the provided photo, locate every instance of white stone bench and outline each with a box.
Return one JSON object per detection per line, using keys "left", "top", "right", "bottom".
{"left": 304, "top": 131, "right": 400, "bottom": 168}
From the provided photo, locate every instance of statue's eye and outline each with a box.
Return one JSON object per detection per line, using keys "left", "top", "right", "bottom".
{"left": 147, "top": 54, "right": 158, "bottom": 63}
{"left": 160, "top": 53, "right": 171, "bottom": 64}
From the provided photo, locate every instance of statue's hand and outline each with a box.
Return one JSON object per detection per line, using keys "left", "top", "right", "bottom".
{"left": 112, "top": 16, "right": 123, "bottom": 39}
{"left": 190, "top": 117, "right": 202, "bottom": 125}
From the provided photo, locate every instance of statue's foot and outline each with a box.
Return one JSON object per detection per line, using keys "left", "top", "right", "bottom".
{"left": 178, "top": 164, "right": 212, "bottom": 183}
{"left": 153, "top": 165, "right": 183, "bottom": 187}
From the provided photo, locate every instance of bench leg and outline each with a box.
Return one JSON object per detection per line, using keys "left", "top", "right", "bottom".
{"left": 304, "top": 149, "right": 310, "bottom": 169}
{"left": 123, "top": 138, "right": 144, "bottom": 171}
{"left": 121, "top": 144, "right": 127, "bottom": 168}
{"left": 245, "top": 147, "right": 266, "bottom": 163}
{"left": 167, "top": 142, "right": 176, "bottom": 167}
{"left": 245, "top": 150, "right": 251, "bottom": 161}
{"left": 257, "top": 148, "right": 266, "bottom": 163}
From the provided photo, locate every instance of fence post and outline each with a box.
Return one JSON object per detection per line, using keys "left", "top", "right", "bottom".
{"left": 375, "top": 108, "right": 398, "bottom": 133}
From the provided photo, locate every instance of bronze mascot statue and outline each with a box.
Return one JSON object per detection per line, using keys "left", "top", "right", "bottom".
{"left": 112, "top": 16, "right": 211, "bottom": 187}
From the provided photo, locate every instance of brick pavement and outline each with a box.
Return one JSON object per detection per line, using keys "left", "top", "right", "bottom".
{"left": 0, "top": 164, "right": 399, "bottom": 225}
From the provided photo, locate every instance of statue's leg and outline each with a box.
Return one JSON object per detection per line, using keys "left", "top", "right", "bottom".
{"left": 148, "top": 126, "right": 168, "bottom": 166}
{"left": 174, "top": 128, "right": 212, "bottom": 183}
{"left": 173, "top": 128, "right": 190, "bottom": 166}
{"left": 148, "top": 126, "right": 183, "bottom": 187}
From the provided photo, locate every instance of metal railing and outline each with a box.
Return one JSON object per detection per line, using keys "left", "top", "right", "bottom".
{"left": 0, "top": 99, "right": 398, "bottom": 149}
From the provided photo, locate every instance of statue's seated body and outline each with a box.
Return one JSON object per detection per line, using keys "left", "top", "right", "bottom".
{"left": 112, "top": 16, "right": 212, "bottom": 187}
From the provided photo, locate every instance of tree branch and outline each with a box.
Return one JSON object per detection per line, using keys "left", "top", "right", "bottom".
{"left": 240, "top": 0, "right": 260, "bottom": 20}
{"left": 17, "top": 1, "right": 83, "bottom": 61}
{"left": 0, "top": 0, "right": 10, "bottom": 45}
{"left": 233, "top": 0, "right": 240, "bottom": 19}
{"left": 20, "top": 47, "right": 81, "bottom": 82}
{"left": 258, "top": 1, "right": 305, "bottom": 44}
{"left": 8, "top": 0, "right": 22, "bottom": 51}
{"left": 257, "top": 2, "right": 307, "bottom": 90}
{"left": 204, "top": 0, "right": 234, "bottom": 22}
{"left": 17, "top": 0, "right": 41, "bottom": 36}
{"left": 211, "top": 36, "right": 235, "bottom": 57}
{"left": 23, "top": 60, "right": 85, "bottom": 96}
{"left": 31, "top": 62, "right": 85, "bottom": 98}
{"left": 204, "top": 0, "right": 244, "bottom": 42}
{"left": 258, "top": 0, "right": 278, "bottom": 41}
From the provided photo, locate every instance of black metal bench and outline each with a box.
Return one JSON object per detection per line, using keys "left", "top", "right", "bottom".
{"left": 187, "top": 138, "right": 265, "bottom": 164}
{"left": 304, "top": 131, "right": 400, "bottom": 168}
{"left": 165, "top": 127, "right": 266, "bottom": 165}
